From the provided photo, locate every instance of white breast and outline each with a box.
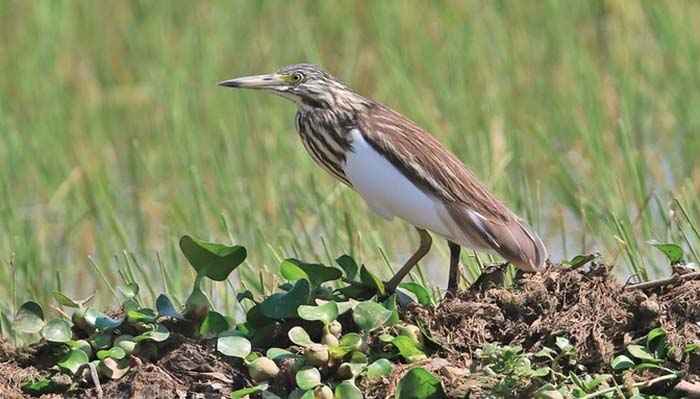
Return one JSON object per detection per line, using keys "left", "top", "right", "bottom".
{"left": 344, "top": 129, "right": 455, "bottom": 240}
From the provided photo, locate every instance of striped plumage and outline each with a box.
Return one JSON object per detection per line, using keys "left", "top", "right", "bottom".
{"left": 220, "top": 63, "right": 547, "bottom": 292}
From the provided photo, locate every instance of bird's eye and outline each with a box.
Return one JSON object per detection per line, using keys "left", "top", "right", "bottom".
{"left": 290, "top": 72, "right": 304, "bottom": 83}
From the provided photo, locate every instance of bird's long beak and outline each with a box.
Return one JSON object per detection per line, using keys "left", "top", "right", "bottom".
{"left": 218, "top": 73, "right": 286, "bottom": 89}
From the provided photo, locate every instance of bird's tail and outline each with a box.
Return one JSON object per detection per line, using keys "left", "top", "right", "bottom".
{"left": 445, "top": 205, "right": 548, "bottom": 272}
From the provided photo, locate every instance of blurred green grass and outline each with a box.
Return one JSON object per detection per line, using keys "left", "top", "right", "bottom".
{"left": 1, "top": 1, "right": 700, "bottom": 317}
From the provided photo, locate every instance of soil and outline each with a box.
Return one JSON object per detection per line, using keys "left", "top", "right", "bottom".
{"left": 0, "top": 263, "right": 698, "bottom": 398}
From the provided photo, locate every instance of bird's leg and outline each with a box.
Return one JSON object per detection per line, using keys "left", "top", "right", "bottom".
{"left": 447, "top": 241, "right": 461, "bottom": 294}
{"left": 386, "top": 228, "right": 432, "bottom": 292}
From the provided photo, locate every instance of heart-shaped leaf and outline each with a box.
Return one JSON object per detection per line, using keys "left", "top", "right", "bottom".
{"left": 335, "top": 381, "right": 363, "bottom": 399}
{"left": 366, "top": 358, "right": 394, "bottom": 380}
{"left": 259, "top": 279, "right": 310, "bottom": 320}
{"left": 396, "top": 367, "right": 446, "bottom": 399}
{"left": 649, "top": 241, "right": 684, "bottom": 265}
{"left": 155, "top": 294, "right": 181, "bottom": 319}
{"left": 611, "top": 354, "right": 635, "bottom": 370}
{"left": 399, "top": 283, "right": 434, "bottom": 306}
{"left": 280, "top": 259, "right": 342, "bottom": 287}
{"left": 336, "top": 282, "right": 377, "bottom": 301}
{"left": 41, "top": 319, "right": 72, "bottom": 343}
{"left": 217, "top": 335, "right": 252, "bottom": 358}
{"left": 114, "top": 335, "right": 136, "bottom": 355}
{"left": 353, "top": 301, "right": 392, "bottom": 332}
{"left": 329, "top": 333, "right": 362, "bottom": 359}
{"left": 91, "top": 333, "right": 113, "bottom": 350}
{"left": 392, "top": 335, "right": 427, "bottom": 362}
{"left": 57, "top": 349, "right": 89, "bottom": 374}
{"left": 97, "top": 346, "right": 127, "bottom": 361}
{"left": 135, "top": 324, "right": 170, "bottom": 343}
{"left": 295, "top": 367, "right": 321, "bottom": 390}
{"left": 180, "top": 235, "right": 247, "bottom": 281}
{"left": 298, "top": 302, "right": 338, "bottom": 325}
{"left": 336, "top": 255, "right": 359, "bottom": 281}
{"left": 15, "top": 301, "right": 44, "bottom": 334}
{"left": 199, "top": 311, "right": 230, "bottom": 338}
{"left": 68, "top": 339, "right": 93, "bottom": 358}
{"left": 288, "top": 326, "right": 314, "bottom": 347}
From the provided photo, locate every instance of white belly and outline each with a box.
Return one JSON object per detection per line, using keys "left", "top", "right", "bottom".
{"left": 344, "top": 130, "right": 454, "bottom": 239}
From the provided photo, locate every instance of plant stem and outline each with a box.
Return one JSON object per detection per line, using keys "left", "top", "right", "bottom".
{"left": 582, "top": 373, "right": 680, "bottom": 399}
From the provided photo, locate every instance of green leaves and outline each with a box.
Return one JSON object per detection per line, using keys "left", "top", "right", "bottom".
{"left": 611, "top": 355, "right": 634, "bottom": 370}
{"left": 399, "top": 283, "right": 434, "bottom": 306}
{"left": 41, "top": 319, "right": 72, "bottom": 343}
{"left": 336, "top": 255, "right": 359, "bottom": 281}
{"left": 217, "top": 335, "right": 252, "bottom": 358}
{"left": 259, "top": 279, "right": 311, "bottom": 320}
{"left": 15, "top": 301, "right": 44, "bottom": 334}
{"left": 57, "top": 349, "right": 89, "bottom": 374}
{"left": 180, "top": 235, "right": 247, "bottom": 281}
{"left": 280, "top": 259, "right": 342, "bottom": 288}
{"left": 134, "top": 324, "right": 170, "bottom": 343}
{"left": 297, "top": 302, "right": 338, "bottom": 325}
{"left": 392, "top": 335, "right": 427, "bottom": 362}
{"left": 288, "top": 326, "right": 314, "bottom": 347}
{"left": 353, "top": 300, "right": 392, "bottom": 332}
{"left": 396, "top": 367, "right": 446, "bottom": 399}
{"left": 335, "top": 381, "right": 363, "bottom": 399}
{"left": 295, "top": 366, "right": 321, "bottom": 390}
{"left": 199, "top": 311, "right": 230, "bottom": 337}
{"left": 649, "top": 241, "right": 684, "bottom": 265}
{"left": 366, "top": 358, "right": 394, "bottom": 380}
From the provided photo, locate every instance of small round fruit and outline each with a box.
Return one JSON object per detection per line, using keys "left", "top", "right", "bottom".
{"left": 304, "top": 344, "right": 330, "bottom": 367}
{"left": 314, "top": 385, "right": 334, "bottom": 399}
{"left": 321, "top": 333, "right": 339, "bottom": 347}
{"left": 248, "top": 357, "right": 280, "bottom": 382}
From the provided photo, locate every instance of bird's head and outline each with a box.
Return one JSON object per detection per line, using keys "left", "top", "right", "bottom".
{"left": 219, "top": 63, "right": 365, "bottom": 110}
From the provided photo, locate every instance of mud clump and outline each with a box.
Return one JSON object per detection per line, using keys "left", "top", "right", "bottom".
{"left": 408, "top": 265, "right": 699, "bottom": 369}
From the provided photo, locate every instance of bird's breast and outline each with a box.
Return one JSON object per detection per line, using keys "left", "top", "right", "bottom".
{"left": 344, "top": 129, "right": 454, "bottom": 239}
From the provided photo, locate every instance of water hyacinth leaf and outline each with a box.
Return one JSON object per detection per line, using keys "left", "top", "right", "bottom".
{"left": 135, "top": 324, "right": 170, "bottom": 343}
{"left": 299, "top": 390, "right": 315, "bottom": 399}
{"left": 217, "top": 335, "right": 252, "bottom": 358}
{"left": 114, "top": 335, "right": 136, "bottom": 355}
{"left": 288, "top": 326, "right": 314, "bottom": 347}
{"left": 392, "top": 335, "right": 427, "bottom": 362}
{"left": 298, "top": 302, "right": 338, "bottom": 325}
{"left": 330, "top": 333, "right": 362, "bottom": 359}
{"left": 94, "top": 315, "right": 124, "bottom": 331}
{"left": 611, "top": 355, "right": 635, "bottom": 370}
{"left": 92, "top": 333, "right": 113, "bottom": 350}
{"left": 97, "top": 346, "right": 126, "bottom": 361}
{"left": 646, "top": 327, "right": 666, "bottom": 349}
{"left": 41, "top": 319, "right": 72, "bottom": 343}
{"left": 336, "top": 281, "right": 377, "bottom": 301}
{"left": 295, "top": 366, "right": 321, "bottom": 390}
{"left": 353, "top": 301, "right": 392, "bottom": 332}
{"left": 179, "top": 235, "right": 247, "bottom": 281}
{"left": 399, "top": 282, "right": 434, "bottom": 306}
{"left": 15, "top": 301, "right": 44, "bottom": 334}
{"left": 555, "top": 336, "right": 573, "bottom": 352}
{"left": 259, "top": 279, "right": 310, "bottom": 320}
{"left": 360, "top": 266, "right": 386, "bottom": 296}
{"left": 57, "top": 349, "right": 89, "bottom": 374}
{"left": 230, "top": 383, "right": 269, "bottom": 399}
{"left": 627, "top": 344, "right": 656, "bottom": 362}
{"left": 127, "top": 308, "right": 157, "bottom": 324}
{"left": 396, "top": 367, "right": 447, "bottom": 399}
{"left": 366, "top": 358, "right": 394, "bottom": 380}
{"left": 280, "top": 259, "right": 342, "bottom": 287}
{"left": 68, "top": 339, "right": 93, "bottom": 358}
{"left": 156, "top": 294, "right": 181, "bottom": 319}
{"left": 566, "top": 253, "right": 598, "bottom": 269}
{"left": 335, "top": 381, "right": 363, "bottom": 399}
{"left": 336, "top": 255, "right": 359, "bottom": 281}
{"left": 21, "top": 378, "right": 66, "bottom": 395}
{"left": 383, "top": 294, "right": 400, "bottom": 326}
{"left": 649, "top": 241, "right": 684, "bottom": 264}
{"left": 199, "top": 311, "right": 230, "bottom": 337}
{"left": 267, "top": 347, "right": 294, "bottom": 361}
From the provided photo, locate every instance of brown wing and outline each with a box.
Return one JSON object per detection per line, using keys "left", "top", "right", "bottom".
{"left": 357, "top": 104, "right": 547, "bottom": 271}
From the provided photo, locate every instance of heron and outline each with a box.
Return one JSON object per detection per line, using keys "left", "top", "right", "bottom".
{"left": 219, "top": 63, "right": 547, "bottom": 293}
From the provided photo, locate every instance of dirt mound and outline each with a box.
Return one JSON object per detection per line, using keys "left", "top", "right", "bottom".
{"left": 407, "top": 265, "right": 699, "bottom": 368}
